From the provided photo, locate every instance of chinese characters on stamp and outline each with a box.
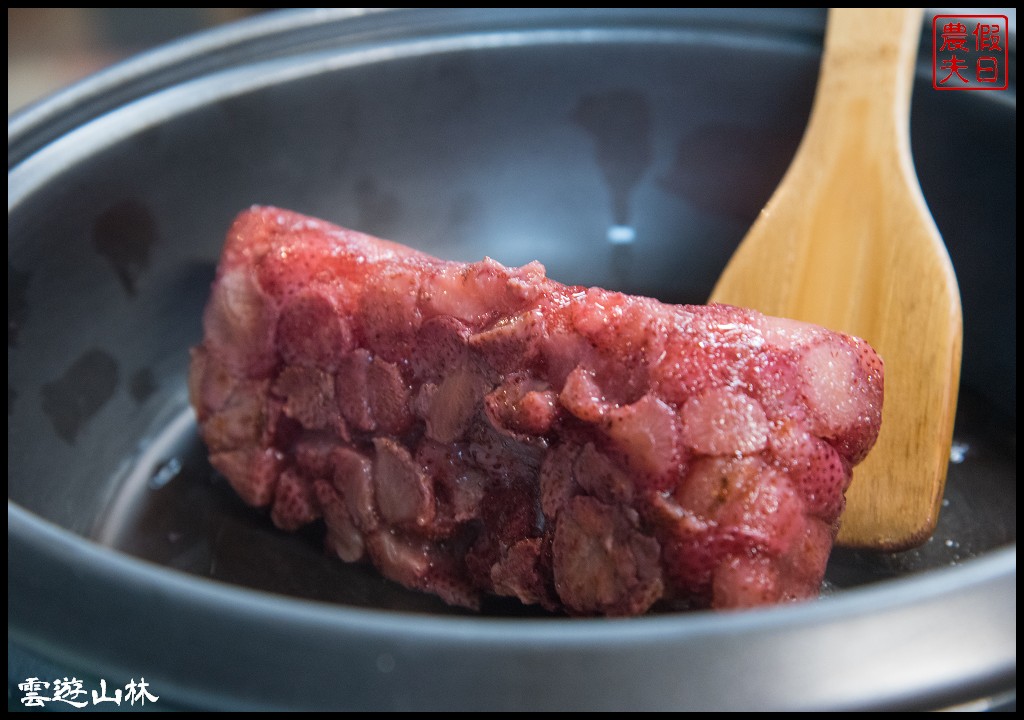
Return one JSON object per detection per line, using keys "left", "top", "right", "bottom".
{"left": 933, "top": 14, "right": 1009, "bottom": 90}
{"left": 18, "top": 677, "right": 159, "bottom": 708}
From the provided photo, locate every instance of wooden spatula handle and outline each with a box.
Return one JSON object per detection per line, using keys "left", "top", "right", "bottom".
{"left": 710, "top": 8, "right": 962, "bottom": 550}
{"left": 814, "top": 8, "right": 922, "bottom": 121}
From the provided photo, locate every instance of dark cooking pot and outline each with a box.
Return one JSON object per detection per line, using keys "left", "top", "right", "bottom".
{"left": 8, "top": 8, "right": 1015, "bottom": 710}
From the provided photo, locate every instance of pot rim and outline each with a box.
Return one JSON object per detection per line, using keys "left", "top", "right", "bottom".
{"left": 8, "top": 501, "right": 1017, "bottom": 711}
{"left": 10, "top": 8, "right": 837, "bottom": 167}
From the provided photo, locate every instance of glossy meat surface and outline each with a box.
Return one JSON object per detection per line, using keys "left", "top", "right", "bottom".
{"left": 189, "top": 206, "right": 883, "bottom": 614}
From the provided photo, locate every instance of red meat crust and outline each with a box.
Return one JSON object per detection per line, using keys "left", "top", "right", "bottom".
{"left": 189, "top": 206, "right": 883, "bottom": 615}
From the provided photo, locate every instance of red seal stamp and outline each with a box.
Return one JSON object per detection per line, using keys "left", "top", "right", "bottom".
{"left": 932, "top": 14, "right": 1009, "bottom": 90}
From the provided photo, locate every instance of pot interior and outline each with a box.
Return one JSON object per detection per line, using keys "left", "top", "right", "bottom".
{"left": 8, "top": 8, "right": 1015, "bottom": 617}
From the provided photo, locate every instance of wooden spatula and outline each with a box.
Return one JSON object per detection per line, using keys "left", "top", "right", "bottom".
{"left": 709, "top": 8, "right": 962, "bottom": 550}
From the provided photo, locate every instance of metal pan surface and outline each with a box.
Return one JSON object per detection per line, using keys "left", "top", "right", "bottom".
{"left": 8, "top": 8, "right": 1015, "bottom": 710}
